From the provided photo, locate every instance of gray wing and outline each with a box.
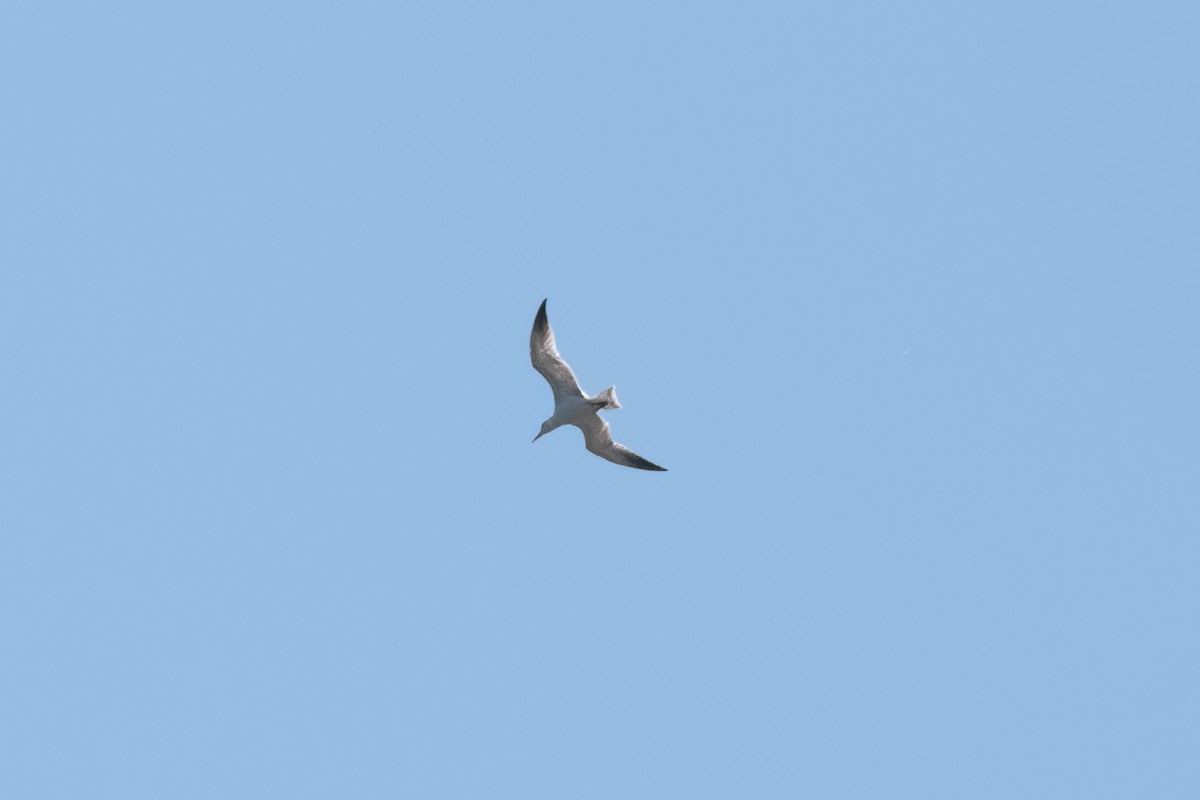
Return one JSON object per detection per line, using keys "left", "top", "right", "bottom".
{"left": 530, "top": 299, "right": 584, "bottom": 403}
{"left": 573, "top": 413, "right": 668, "bottom": 472}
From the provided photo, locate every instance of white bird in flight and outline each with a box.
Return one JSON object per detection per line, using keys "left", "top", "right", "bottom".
{"left": 530, "top": 299, "right": 667, "bottom": 472}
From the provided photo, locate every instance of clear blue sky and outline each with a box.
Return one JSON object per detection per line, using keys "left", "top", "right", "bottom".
{"left": 3, "top": 2, "right": 1197, "bottom": 798}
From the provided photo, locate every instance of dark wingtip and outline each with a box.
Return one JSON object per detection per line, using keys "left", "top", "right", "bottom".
{"left": 626, "top": 454, "right": 668, "bottom": 472}
{"left": 533, "top": 298, "right": 549, "bottom": 334}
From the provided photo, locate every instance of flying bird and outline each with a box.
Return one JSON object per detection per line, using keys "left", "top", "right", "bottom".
{"left": 530, "top": 299, "right": 667, "bottom": 471}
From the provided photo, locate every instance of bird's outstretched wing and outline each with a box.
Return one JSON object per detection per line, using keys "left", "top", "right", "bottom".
{"left": 573, "top": 413, "right": 667, "bottom": 472}
{"left": 530, "top": 299, "right": 584, "bottom": 403}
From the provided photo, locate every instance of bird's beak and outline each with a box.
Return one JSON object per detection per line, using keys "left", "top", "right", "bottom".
{"left": 532, "top": 431, "right": 544, "bottom": 443}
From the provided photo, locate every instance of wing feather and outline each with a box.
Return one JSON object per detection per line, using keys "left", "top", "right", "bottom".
{"left": 530, "top": 299, "right": 584, "bottom": 403}
{"left": 573, "top": 414, "right": 668, "bottom": 472}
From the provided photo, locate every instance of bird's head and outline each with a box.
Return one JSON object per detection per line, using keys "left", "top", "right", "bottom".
{"left": 532, "top": 420, "right": 553, "bottom": 443}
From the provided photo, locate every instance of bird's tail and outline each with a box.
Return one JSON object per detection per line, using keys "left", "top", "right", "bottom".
{"left": 589, "top": 386, "right": 622, "bottom": 410}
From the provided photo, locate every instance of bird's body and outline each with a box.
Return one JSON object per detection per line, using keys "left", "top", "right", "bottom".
{"left": 543, "top": 394, "right": 602, "bottom": 431}
{"left": 529, "top": 299, "right": 667, "bottom": 471}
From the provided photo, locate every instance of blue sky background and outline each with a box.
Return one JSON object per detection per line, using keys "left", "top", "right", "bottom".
{"left": 2, "top": 2, "right": 1197, "bottom": 798}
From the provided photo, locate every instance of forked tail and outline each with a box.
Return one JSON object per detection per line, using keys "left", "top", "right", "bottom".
{"left": 589, "top": 386, "right": 622, "bottom": 410}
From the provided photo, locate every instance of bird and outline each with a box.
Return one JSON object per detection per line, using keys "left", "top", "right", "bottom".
{"left": 529, "top": 299, "right": 667, "bottom": 472}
